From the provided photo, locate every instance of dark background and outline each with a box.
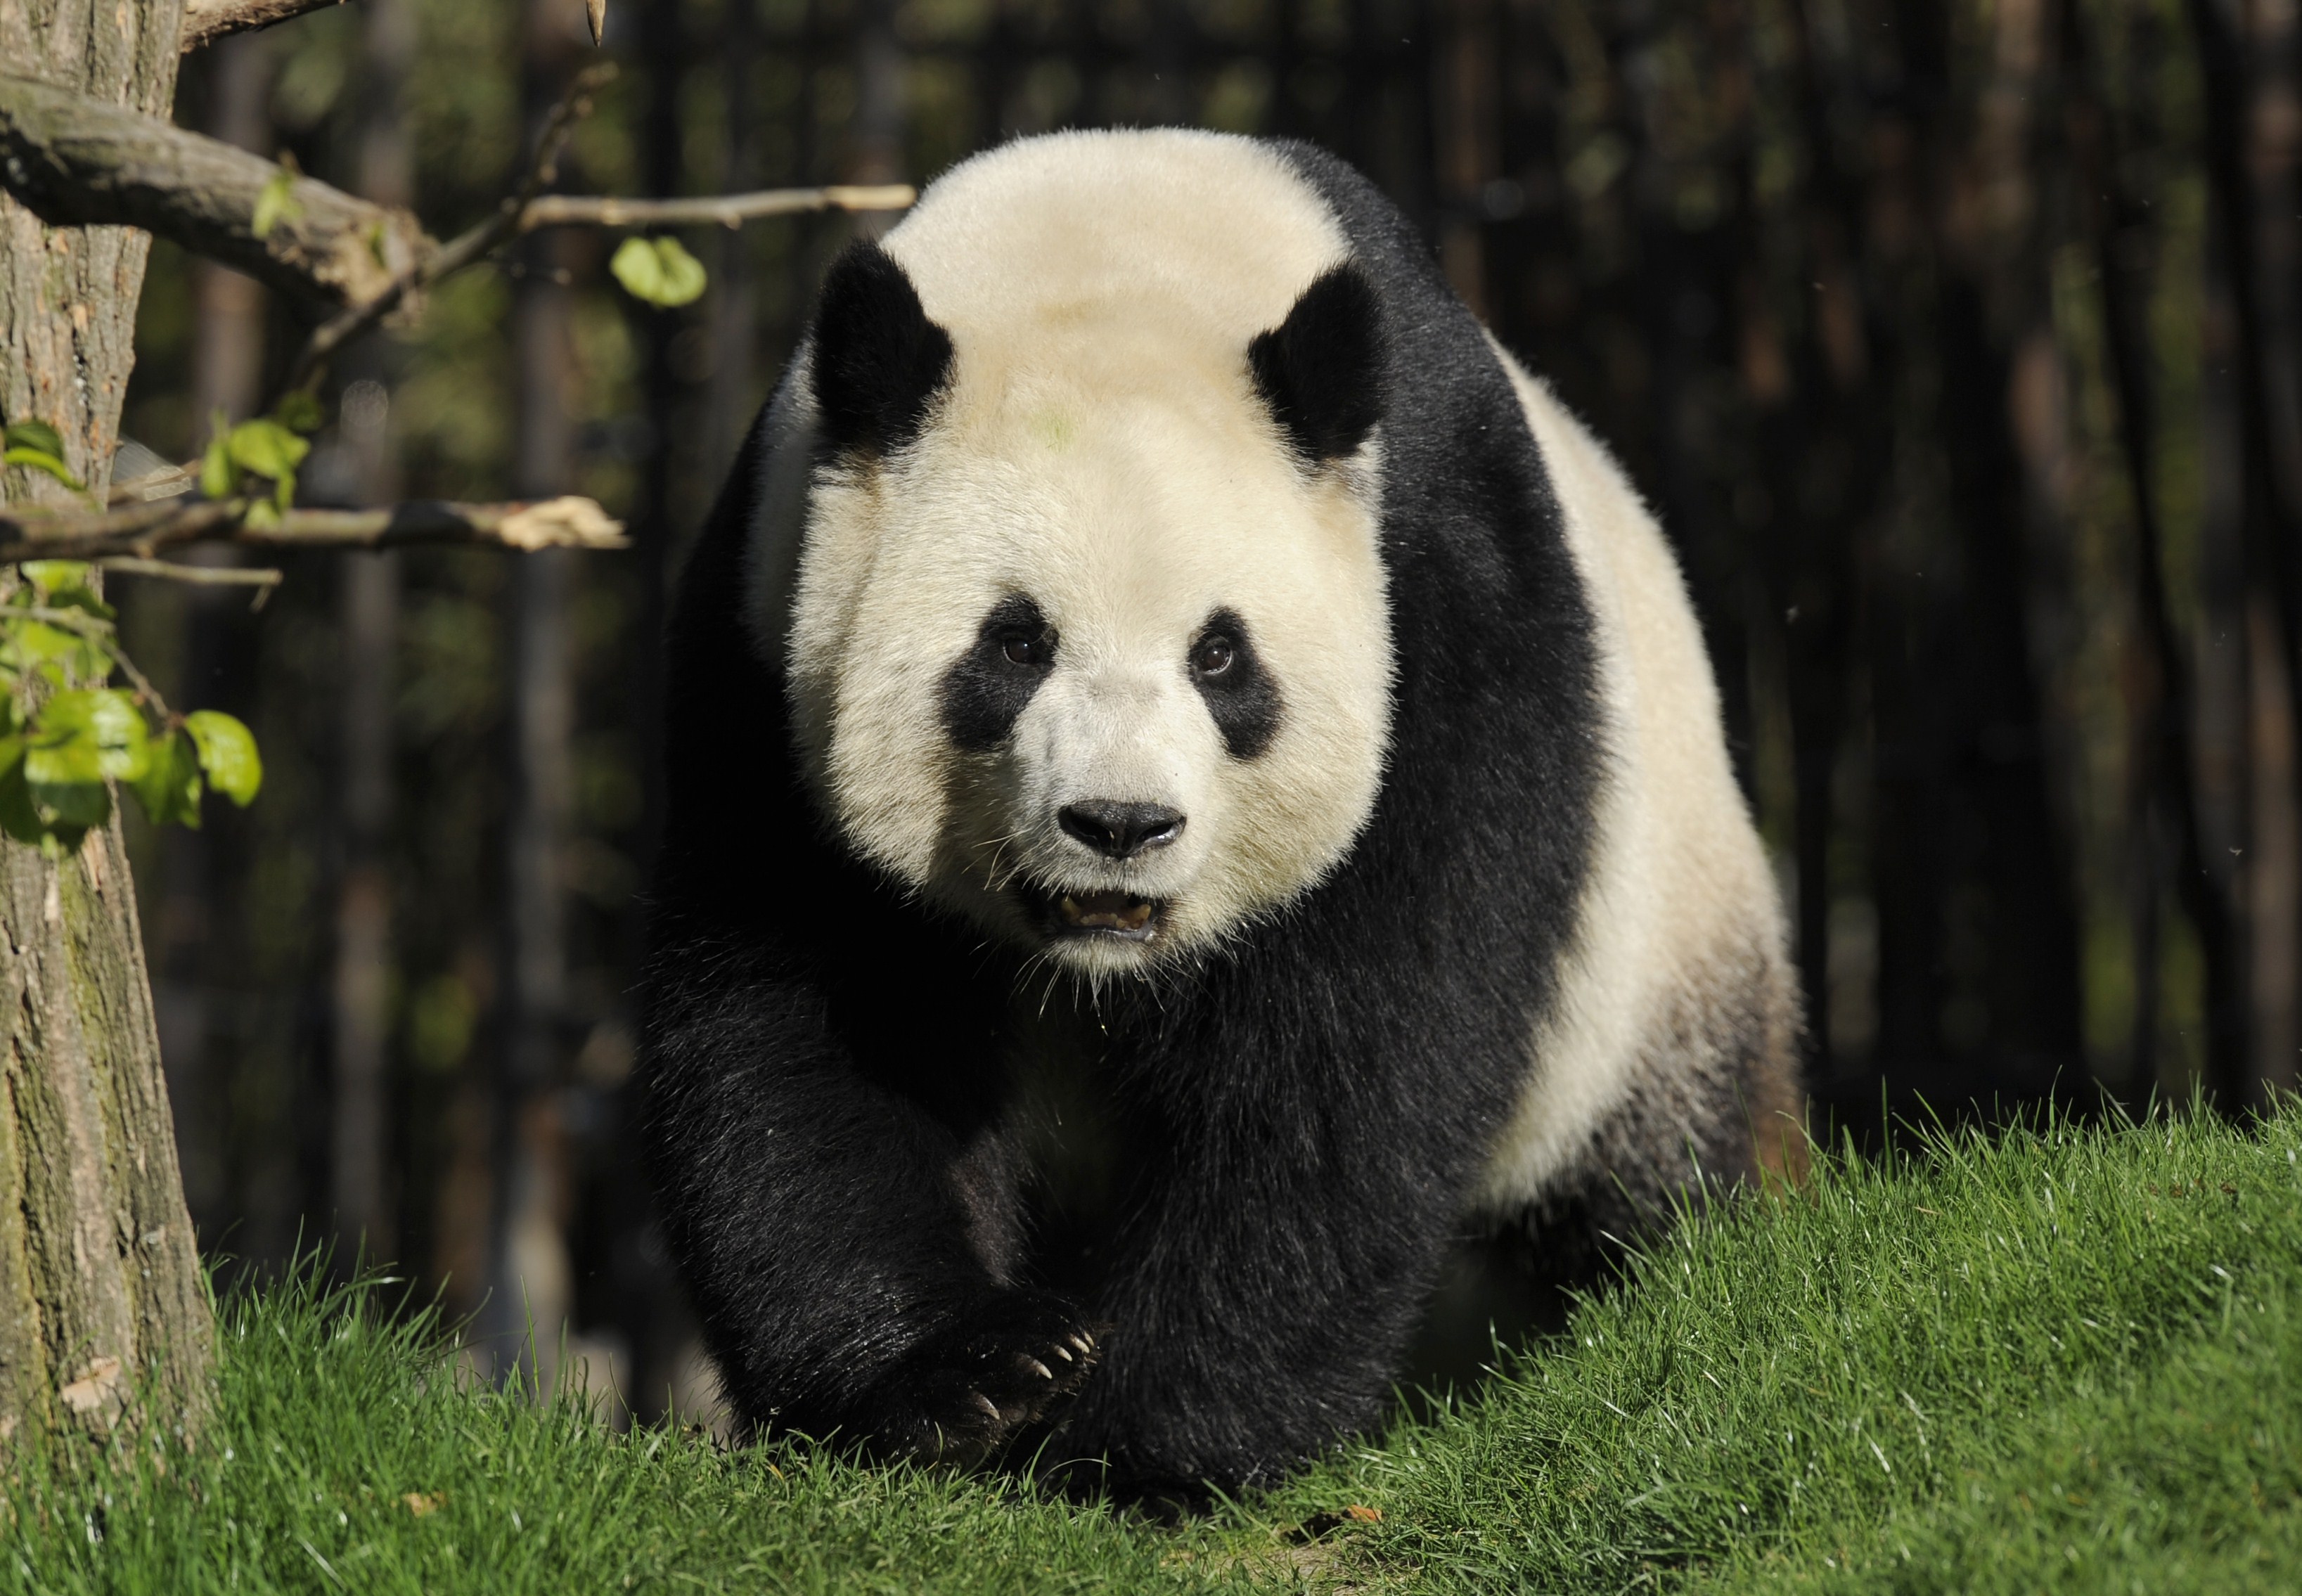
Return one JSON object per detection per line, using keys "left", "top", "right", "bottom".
{"left": 116, "top": 0, "right": 2301, "bottom": 1421}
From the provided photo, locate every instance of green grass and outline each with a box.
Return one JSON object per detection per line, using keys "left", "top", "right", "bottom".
{"left": 8, "top": 1102, "right": 2298, "bottom": 1593}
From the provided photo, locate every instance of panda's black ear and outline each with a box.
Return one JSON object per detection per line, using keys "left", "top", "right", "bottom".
{"left": 811, "top": 240, "right": 955, "bottom": 459}
{"left": 1248, "top": 264, "right": 1384, "bottom": 464}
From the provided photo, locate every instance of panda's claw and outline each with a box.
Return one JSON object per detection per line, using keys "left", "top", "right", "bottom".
{"left": 853, "top": 1291, "right": 1098, "bottom": 1467}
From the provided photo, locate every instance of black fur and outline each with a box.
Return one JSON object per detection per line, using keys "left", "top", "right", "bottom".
{"left": 941, "top": 596, "right": 1057, "bottom": 752}
{"left": 1248, "top": 264, "right": 1384, "bottom": 463}
{"left": 1190, "top": 607, "right": 1281, "bottom": 759}
{"left": 643, "top": 142, "right": 1619, "bottom": 1500}
{"left": 811, "top": 240, "right": 955, "bottom": 459}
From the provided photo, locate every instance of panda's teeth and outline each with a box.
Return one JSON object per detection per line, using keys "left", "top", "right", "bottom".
{"left": 1059, "top": 892, "right": 1153, "bottom": 931}
{"left": 1046, "top": 888, "right": 1164, "bottom": 939}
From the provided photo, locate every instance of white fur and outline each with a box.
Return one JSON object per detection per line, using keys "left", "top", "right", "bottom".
{"left": 1472, "top": 349, "right": 1793, "bottom": 1212}
{"left": 756, "top": 131, "right": 1395, "bottom": 974}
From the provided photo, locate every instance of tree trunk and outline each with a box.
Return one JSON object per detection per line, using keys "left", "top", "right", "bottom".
{"left": 0, "top": 0, "right": 211, "bottom": 1443}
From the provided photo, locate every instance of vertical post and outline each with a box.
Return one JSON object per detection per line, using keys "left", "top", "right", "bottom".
{"left": 707, "top": 0, "right": 757, "bottom": 481}
{"left": 1432, "top": 0, "right": 1497, "bottom": 316}
{"left": 2251, "top": 600, "right": 2301, "bottom": 1101}
{"left": 851, "top": 0, "right": 906, "bottom": 240}
{"left": 330, "top": 0, "right": 416, "bottom": 1265}
{"left": 487, "top": 0, "right": 586, "bottom": 1386}
{"left": 2190, "top": 0, "right": 2302, "bottom": 1108}
{"left": 157, "top": 28, "right": 277, "bottom": 1244}
{"left": 2237, "top": 0, "right": 2302, "bottom": 1110}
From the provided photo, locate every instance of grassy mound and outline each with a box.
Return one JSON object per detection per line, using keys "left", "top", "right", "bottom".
{"left": 7, "top": 1104, "right": 2296, "bottom": 1593}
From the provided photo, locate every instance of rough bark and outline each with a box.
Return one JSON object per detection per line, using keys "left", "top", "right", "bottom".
{"left": 0, "top": 0, "right": 212, "bottom": 1446}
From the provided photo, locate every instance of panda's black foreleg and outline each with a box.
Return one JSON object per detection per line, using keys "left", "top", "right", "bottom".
{"left": 640, "top": 933, "right": 1097, "bottom": 1462}
{"left": 1042, "top": 1010, "right": 1515, "bottom": 1501}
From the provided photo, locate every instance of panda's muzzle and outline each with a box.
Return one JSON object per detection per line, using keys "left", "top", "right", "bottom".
{"left": 1025, "top": 804, "right": 1182, "bottom": 942}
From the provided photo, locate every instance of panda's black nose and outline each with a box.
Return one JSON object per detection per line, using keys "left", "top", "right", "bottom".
{"left": 1059, "top": 802, "right": 1186, "bottom": 860}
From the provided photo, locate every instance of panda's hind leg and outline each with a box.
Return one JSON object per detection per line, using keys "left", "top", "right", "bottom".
{"left": 1399, "top": 938, "right": 1807, "bottom": 1408}
{"left": 1392, "top": 1195, "right": 1620, "bottom": 1414}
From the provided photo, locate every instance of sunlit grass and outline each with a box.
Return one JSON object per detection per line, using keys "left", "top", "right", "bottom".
{"left": 6, "top": 1101, "right": 2296, "bottom": 1592}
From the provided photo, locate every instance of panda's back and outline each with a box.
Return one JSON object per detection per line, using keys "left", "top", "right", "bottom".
{"left": 1475, "top": 353, "right": 1803, "bottom": 1218}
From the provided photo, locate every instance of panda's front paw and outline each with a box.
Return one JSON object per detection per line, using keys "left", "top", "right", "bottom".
{"left": 856, "top": 1292, "right": 1100, "bottom": 1466}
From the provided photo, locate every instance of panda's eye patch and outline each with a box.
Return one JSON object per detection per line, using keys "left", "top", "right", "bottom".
{"left": 942, "top": 595, "right": 1056, "bottom": 751}
{"left": 1189, "top": 607, "right": 1282, "bottom": 760}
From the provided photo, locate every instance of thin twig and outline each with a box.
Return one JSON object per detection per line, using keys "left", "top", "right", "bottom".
{"left": 520, "top": 184, "right": 918, "bottom": 230}
{"left": 278, "top": 62, "right": 618, "bottom": 397}
{"left": 1, "top": 496, "right": 626, "bottom": 560}
{"left": 97, "top": 557, "right": 287, "bottom": 588}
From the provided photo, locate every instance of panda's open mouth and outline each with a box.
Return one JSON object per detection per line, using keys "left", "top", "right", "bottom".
{"left": 1026, "top": 885, "right": 1169, "bottom": 942}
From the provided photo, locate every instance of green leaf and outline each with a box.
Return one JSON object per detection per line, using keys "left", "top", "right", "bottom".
{"left": 20, "top": 561, "right": 93, "bottom": 596}
{"left": 610, "top": 236, "right": 708, "bottom": 308}
{"left": 200, "top": 434, "right": 235, "bottom": 501}
{"left": 186, "top": 710, "right": 262, "bottom": 806}
{"left": 226, "top": 418, "right": 310, "bottom": 484}
{"left": 39, "top": 586, "right": 115, "bottom": 622}
{"left": 0, "top": 757, "right": 46, "bottom": 844}
{"left": 274, "top": 391, "right": 326, "bottom": 434}
{"left": 3, "top": 420, "right": 65, "bottom": 458}
{"left": 3, "top": 446, "right": 87, "bottom": 492}
{"left": 131, "top": 729, "right": 204, "bottom": 830}
{"left": 22, "top": 563, "right": 115, "bottom": 624}
{"left": 26, "top": 775, "right": 109, "bottom": 830}
{"left": 2, "top": 621, "right": 84, "bottom": 670}
{"left": 27, "top": 688, "right": 150, "bottom": 785}
{"left": 252, "top": 167, "right": 304, "bottom": 240}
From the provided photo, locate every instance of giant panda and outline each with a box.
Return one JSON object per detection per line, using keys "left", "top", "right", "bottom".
{"left": 640, "top": 129, "right": 1805, "bottom": 1502}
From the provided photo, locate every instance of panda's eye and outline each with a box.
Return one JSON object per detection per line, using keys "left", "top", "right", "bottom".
{"left": 1191, "top": 633, "right": 1237, "bottom": 678}
{"left": 1001, "top": 633, "right": 1048, "bottom": 667}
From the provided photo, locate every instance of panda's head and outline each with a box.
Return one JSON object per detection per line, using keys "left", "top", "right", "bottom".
{"left": 766, "top": 132, "right": 1394, "bottom": 976}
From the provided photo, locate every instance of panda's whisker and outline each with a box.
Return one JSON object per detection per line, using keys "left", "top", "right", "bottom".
{"left": 1035, "top": 961, "right": 1068, "bottom": 1022}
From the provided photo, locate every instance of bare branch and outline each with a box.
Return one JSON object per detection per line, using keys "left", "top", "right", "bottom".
{"left": 2, "top": 496, "right": 626, "bottom": 560}
{"left": 0, "top": 69, "right": 914, "bottom": 401}
{"left": 0, "top": 72, "right": 427, "bottom": 309}
{"left": 521, "top": 184, "right": 918, "bottom": 231}
{"left": 280, "top": 176, "right": 912, "bottom": 394}
{"left": 180, "top": 0, "right": 350, "bottom": 53}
